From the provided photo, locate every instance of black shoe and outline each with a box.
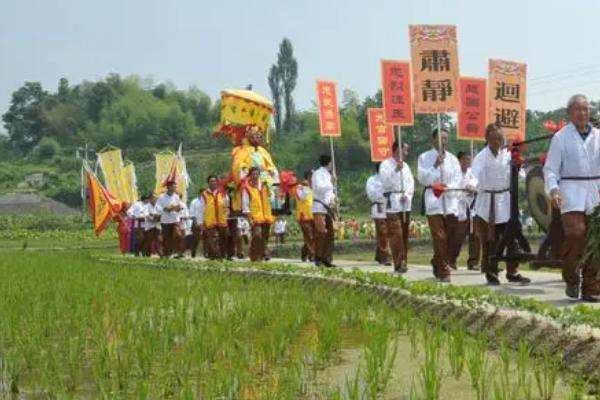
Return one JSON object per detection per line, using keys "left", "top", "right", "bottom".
{"left": 506, "top": 274, "right": 531, "bottom": 284}
{"left": 383, "top": 261, "right": 392, "bottom": 266}
{"left": 581, "top": 294, "right": 600, "bottom": 303}
{"left": 237, "top": 254, "right": 244, "bottom": 259}
{"left": 323, "top": 261, "right": 337, "bottom": 268}
{"left": 301, "top": 254, "right": 307, "bottom": 262}
{"left": 486, "top": 273, "right": 501, "bottom": 286}
{"left": 395, "top": 266, "right": 408, "bottom": 274}
{"left": 450, "top": 264, "right": 458, "bottom": 270}
{"left": 467, "top": 265, "right": 480, "bottom": 271}
{"left": 314, "top": 258, "right": 322, "bottom": 267}
{"left": 565, "top": 285, "right": 579, "bottom": 299}
{"left": 438, "top": 275, "right": 451, "bottom": 283}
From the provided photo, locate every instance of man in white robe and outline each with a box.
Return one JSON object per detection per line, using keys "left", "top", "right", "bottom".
{"left": 417, "top": 128, "right": 461, "bottom": 282}
{"left": 544, "top": 94, "right": 600, "bottom": 301}
{"left": 379, "top": 141, "right": 415, "bottom": 272}
{"left": 366, "top": 164, "right": 390, "bottom": 266}
{"left": 312, "top": 154, "right": 337, "bottom": 267}
{"left": 472, "top": 124, "right": 530, "bottom": 285}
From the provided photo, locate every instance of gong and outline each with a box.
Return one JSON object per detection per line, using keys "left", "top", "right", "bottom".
{"left": 525, "top": 166, "right": 553, "bottom": 232}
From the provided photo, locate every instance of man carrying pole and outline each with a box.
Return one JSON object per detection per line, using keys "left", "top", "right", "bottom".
{"left": 417, "top": 127, "right": 461, "bottom": 282}
{"left": 312, "top": 154, "right": 337, "bottom": 268}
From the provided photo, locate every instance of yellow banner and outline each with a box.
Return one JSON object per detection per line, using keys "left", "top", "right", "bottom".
{"left": 97, "top": 148, "right": 129, "bottom": 202}
{"left": 86, "top": 169, "right": 121, "bottom": 236}
{"left": 123, "top": 161, "right": 138, "bottom": 203}
{"left": 154, "top": 152, "right": 188, "bottom": 202}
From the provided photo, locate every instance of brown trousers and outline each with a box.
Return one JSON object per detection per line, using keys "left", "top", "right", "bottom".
{"left": 191, "top": 225, "right": 202, "bottom": 258}
{"left": 561, "top": 212, "right": 598, "bottom": 295}
{"left": 299, "top": 220, "right": 315, "bottom": 261}
{"left": 475, "top": 217, "right": 518, "bottom": 276}
{"left": 132, "top": 227, "right": 144, "bottom": 256}
{"left": 401, "top": 212, "right": 410, "bottom": 266}
{"left": 386, "top": 213, "right": 407, "bottom": 269}
{"left": 250, "top": 223, "right": 268, "bottom": 262}
{"left": 142, "top": 228, "right": 160, "bottom": 257}
{"left": 374, "top": 218, "right": 391, "bottom": 264}
{"left": 314, "top": 213, "right": 334, "bottom": 264}
{"left": 161, "top": 223, "right": 183, "bottom": 257}
{"left": 453, "top": 219, "right": 481, "bottom": 268}
{"left": 205, "top": 226, "right": 229, "bottom": 260}
{"left": 226, "top": 218, "right": 243, "bottom": 259}
{"left": 426, "top": 214, "right": 457, "bottom": 278}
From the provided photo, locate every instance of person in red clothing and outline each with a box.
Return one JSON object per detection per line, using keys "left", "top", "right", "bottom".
{"left": 114, "top": 202, "right": 131, "bottom": 255}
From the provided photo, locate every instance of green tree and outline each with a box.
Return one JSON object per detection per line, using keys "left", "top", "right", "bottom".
{"left": 276, "top": 38, "right": 298, "bottom": 132}
{"left": 2, "top": 82, "right": 48, "bottom": 152}
{"left": 33, "top": 137, "right": 61, "bottom": 161}
{"left": 268, "top": 65, "right": 283, "bottom": 133}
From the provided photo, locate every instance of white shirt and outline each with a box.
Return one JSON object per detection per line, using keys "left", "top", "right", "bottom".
{"left": 156, "top": 192, "right": 183, "bottom": 224}
{"left": 378, "top": 158, "right": 415, "bottom": 214}
{"left": 179, "top": 204, "right": 192, "bottom": 235}
{"left": 274, "top": 219, "right": 287, "bottom": 234}
{"left": 456, "top": 168, "right": 477, "bottom": 222}
{"left": 189, "top": 196, "right": 204, "bottom": 225}
{"left": 417, "top": 148, "right": 461, "bottom": 216}
{"left": 296, "top": 185, "right": 312, "bottom": 201}
{"left": 143, "top": 203, "right": 160, "bottom": 231}
{"left": 544, "top": 122, "right": 600, "bottom": 215}
{"left": 311, "top": 167, "right": 336, "bottom": 214}
{"left": 471, "top": 146, "right": 511, "bottom": 224}
{"left": 365, "top": 174, "right": 386, "bottom": 219}
{"left": 126, "top": 201, "right": 146, "bottom": 228}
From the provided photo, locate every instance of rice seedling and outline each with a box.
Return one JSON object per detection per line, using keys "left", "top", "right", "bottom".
{"left": 467, "top": 334, "right": 492, "bottom": 400}
{"left": 417, "top": 323, "right": 443, "bottom": 400}
{"left": 534, "top": 347, "right": 561, "bottom": 400}
{"left": 447, "top": 321, "right": 466, "bottom": 379}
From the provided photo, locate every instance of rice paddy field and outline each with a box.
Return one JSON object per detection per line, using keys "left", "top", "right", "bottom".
{"left": 0, "top": 250, "right": 591, "bottom": 399}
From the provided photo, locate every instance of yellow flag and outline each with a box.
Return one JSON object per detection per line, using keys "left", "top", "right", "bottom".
{"left": 86, "top": 168, "right": 122, "bottom": 236}
{"left": 123, "top": 161, "right": 138, "bottom": 203}
{"left": 97, "top": 148, "right": 129, "bottom": 202}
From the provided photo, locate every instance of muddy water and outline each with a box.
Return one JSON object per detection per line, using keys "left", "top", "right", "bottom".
{"left": 312, "top": 334, "right": 573, "bottom": 399}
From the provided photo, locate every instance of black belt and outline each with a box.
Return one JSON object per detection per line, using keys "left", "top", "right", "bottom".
{"left": 383, "top": 191, "right": 404, "bottom": 209}
{"left": 420, "top": 186, "right": 433, "bottom": 216}
{"left": 561, "top": 176, "right": 600, "bottom": 181}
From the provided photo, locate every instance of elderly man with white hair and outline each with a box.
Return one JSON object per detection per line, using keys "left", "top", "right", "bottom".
{"left": 544, "top": 94, "right": 600, "bottom": 302}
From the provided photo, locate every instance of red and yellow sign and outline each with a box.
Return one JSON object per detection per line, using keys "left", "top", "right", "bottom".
{"left": 86, "top": 168, "right": 122, "bottom": 236}
{"left": 316, "top": 80, "right": 341, "bottom": 137}
{"left": 368, "top": 108, "right": 394, "bottom": 161}
{"left": 381, "top": 60, "right": 413, "bottom": 126}
{"left": 409, "top": 25, "right": 460, "bottom": 114}
{"left": 458, "top": 77, "right": 487, "bottom": 141}
{"left": 488, "top": 59, "right": 527, "bottom": 142}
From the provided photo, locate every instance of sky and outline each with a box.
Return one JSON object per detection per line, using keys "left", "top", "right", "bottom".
{"left": 2, "top": 0, "right": 600, "bottom": 132}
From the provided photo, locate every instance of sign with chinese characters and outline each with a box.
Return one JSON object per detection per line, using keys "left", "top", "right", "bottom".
{"left": 381, "top": 60, "right": 414, "bottom": 126}
{"left": 409, "top": 25, "right": 460, "bottom": 113}
{"left": 316, "top": 80, "right": 341, "bottom": 137}
{"left": 458, "top": 77, "right": 487, "bottom": 141}
{"left": 367, "top": 108, "right": 395, "bottom": 161}
{"left": 488, "top": 59, "right": 527, "bottom": 142}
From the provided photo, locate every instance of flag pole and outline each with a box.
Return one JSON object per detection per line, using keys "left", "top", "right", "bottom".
{"left": 329, "top": 136, "right": 340, "bottom": 217}
{"left": 437, "top": 113, "right": 446, "bottom": 214}
{"left": 395, "top": 125, "right": 405, "bottom": 224}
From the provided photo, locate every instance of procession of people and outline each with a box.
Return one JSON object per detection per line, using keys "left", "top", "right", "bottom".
{"left": 110, "top": 92, "right": 600, "bottom": 303}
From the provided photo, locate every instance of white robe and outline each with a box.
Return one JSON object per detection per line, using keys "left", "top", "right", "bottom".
{"left": 544, "top": 122, "right": 600, "bottom": 215}
{"left": 471, "top": 147, "right": 511, "bottom": 224}
{"left": 456, "top": 168, "right": 477, "bottom": 222}
{"left": 365, "top": 174, "right": 386, "bottom": 219}
{"left": 378, "top": 157, "right": 414, "bottom": 213}
{"left": 417, "top": 148, "right": 461, "bottom": 216}
{"left": 311, "top": 167, "right": 335, "bottom": 214}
